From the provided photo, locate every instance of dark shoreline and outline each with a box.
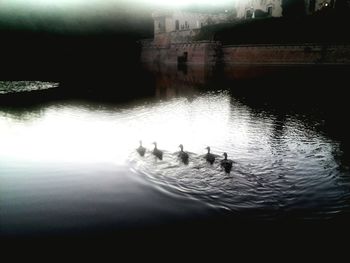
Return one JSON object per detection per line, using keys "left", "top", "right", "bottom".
{"left": 1, "top": 212, "right": 350, "bottom": 251}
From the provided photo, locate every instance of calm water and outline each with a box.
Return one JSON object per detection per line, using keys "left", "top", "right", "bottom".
{"left": 1, "top": 76, "right": 350, "bottom": 237}
{"left": 0, "top": 81, "right": 58, "bottom": 94}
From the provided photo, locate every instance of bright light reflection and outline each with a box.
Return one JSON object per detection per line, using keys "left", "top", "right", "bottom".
{"left": 137, "top": 0, "right": 233, "bottom": 6}
{"left": 1, "top": 0, "right": 234, "bottom": 8}
{"left": 0, "top": 95, "right": 249, "bottom": 165}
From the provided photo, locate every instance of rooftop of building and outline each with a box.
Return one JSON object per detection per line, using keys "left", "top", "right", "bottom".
{"left": 152, "top": 4, "right": 236, "bottom": 17}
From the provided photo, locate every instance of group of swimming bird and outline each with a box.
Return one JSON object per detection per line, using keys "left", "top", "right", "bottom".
{"left": 137, "top": 141, "right": 234, "bottom": 173}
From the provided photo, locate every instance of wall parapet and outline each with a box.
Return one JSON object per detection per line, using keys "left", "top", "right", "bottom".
{"left": 141, "top": 40, "right": 221, "bottom": 65}
{"left": 141, "top": 41, "right": 350, "bottom": 66}
{"left": 222, "top": 44, "right": 350, "bottom": 65}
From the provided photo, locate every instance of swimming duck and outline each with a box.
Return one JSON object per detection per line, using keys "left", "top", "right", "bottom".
{"left": 220, "top": 152, "right": 233, "bottom": 173}
{"left": 137, "top": 140, "right": 146, "bottom": 157}
{"left": 152, "top": 142, "right": 163, "bottom": 160}
{"left": 178, "top": 144, "right": 189, "bottom": 164}
{"left": 205, "top": 146, "right": 215, "bottom": 165}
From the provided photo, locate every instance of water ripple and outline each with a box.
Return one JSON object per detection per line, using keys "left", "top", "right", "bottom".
{"left": 127, "top": 92, "right": 349, "bottom": 219}
{"left": 1, "top": 89, "right": 349, "bottom": 221}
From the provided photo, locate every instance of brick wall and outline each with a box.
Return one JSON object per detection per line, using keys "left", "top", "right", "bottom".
{"left": 142, "top": 42, "right": 350, "bottom": 66}
{"left": 222, "top": 44, "right": 350, "bottom": 65}
{"left": 141, "top": 41, "right": 221, "bottom": 65}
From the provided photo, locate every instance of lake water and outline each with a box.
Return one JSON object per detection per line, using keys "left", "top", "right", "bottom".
{"left": 0, "top": 81, "right": 58, "bottom": 94}
{"left": 1, "top": 69, "right": 350, "bottom": 239}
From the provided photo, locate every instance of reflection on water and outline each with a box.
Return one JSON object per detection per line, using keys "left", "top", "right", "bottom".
{"left": 129, "top": 92, "right": 350, "bottom": 219}
{"left": 0, "top": 81, "right": 58, "bottom": 94}
{"left": 1, "top": 69, "right": 350, "bottom": 237}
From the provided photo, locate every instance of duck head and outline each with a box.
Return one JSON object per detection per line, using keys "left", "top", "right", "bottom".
{"left": 223, "top": 152, "right": 228, "bottom": 160}
{"left": 179, "top": 144, "right": 184, "bottom": 152}
{"left": 205, "top": 146, "right": 211, "bottom": 153}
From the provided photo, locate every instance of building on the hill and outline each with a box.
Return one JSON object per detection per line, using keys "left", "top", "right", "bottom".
{"left": 152, "top": 10, "right": 229, "bottom": 47}
{"left": 236, "top": 0, "right": 336, "bottom": 19}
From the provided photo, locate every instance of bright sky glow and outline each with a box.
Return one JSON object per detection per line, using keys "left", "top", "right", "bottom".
{"left": 0, "top": 0, "right": 237, "bottom": 18}
{"left": 1, "top": 0, "right": 234, "bottom": 9}
{"left": 138, "top": 0, "right": 233, "bottom": 6}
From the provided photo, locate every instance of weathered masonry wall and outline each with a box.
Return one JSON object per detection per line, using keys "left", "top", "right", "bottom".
{"left": 222, "top": 44, "right": 350, "bottom": 65}
{"left": 141, "top": 41, "right": 222, "bottom": 65}
{"left": 142, "top": 42, "right": 350, "bottom": 66}
{"left": 154, "top": 29, "right": 201, "bottom": 46}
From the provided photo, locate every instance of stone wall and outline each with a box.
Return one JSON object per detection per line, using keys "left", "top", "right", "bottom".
{"left": 141, "top": 41, "right": 222, "bottom": 65}
{"left": 222, "top": 44, "right": 350, "bottom": 65}
{"left": 236, "top": 0, "right": 283, "bottom": 18}
{"left": 153, "top": 10, "right": 229, "bottom": 34}
{"left": 154, "top": 30, "right": 201, "bottom": 47}
{"left": 152, "top": 10, "right": 228, "bottom": 47}
{"left": 141, "top": 42, "right": 350, "bottom": 67}
{"left": 236, "top": 0, "right": 332, "bottom": 19}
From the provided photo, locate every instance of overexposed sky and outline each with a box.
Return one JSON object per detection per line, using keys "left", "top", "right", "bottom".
{"left": 0, "top": 0, "right": 238, "bottom": 24}
{"left": 1, "top": 0, "right": 235, "bottom": 9}
{"left": 138, "top": 0, "right": 234, "bottom": 6}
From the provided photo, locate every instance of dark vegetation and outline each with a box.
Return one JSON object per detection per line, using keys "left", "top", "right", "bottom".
{"left": 1, "top": 209, "right": 349, "bottom": 257}
{"left": 0, "top": 9, "right": 153, "bottom": 89}
{"left": 195, "top": 8, "right": 350, "bottom": 44}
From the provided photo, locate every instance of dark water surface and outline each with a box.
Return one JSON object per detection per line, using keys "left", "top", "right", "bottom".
{"left": 1, "top": 68, "right": 350, "bottom": 241}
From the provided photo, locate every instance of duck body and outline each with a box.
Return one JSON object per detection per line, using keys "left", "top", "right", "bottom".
{"left": 178, "top": 144, "right": 189, "bottom": 164}
{"left": 152, "top": 142, "right": 163, "bottom": 160}
{"left": 206, "top": 153, "right": 216, "bottom": 165}
{"left": 221, "top": 152, "right": 233, "bottom": 173}
{"left": 205, "top": 146, "right": 215, "bottom": 165}
{"left": 137, "top": 141, "right": 146, "bottom": 157}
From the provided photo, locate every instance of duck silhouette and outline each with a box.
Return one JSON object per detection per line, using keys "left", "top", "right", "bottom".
{"left": 152, "top": 142, "right": 163, "bottom": 160}
{"left": 136, "top": 140, "right": 146, "bottom": 157}
{"left": 205, "top": 146, "right": 216, "bottom": 165}
{"left": 178, "top": 144, "right": 189, "bottom": 164}
{"left": 220, "top": 152, "right": 233, "bottom": 173}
